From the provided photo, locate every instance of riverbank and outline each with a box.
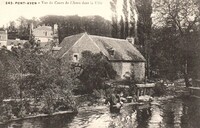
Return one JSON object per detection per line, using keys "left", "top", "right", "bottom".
{"left": 0, "top": 110, "right": 77, "bottom": 125}
{"left": 0, "top": 97, "right": 77, "bottom": 125}
{"left": 0, "top": 79, "right": 191, "bottom": 125}
{"left": 2, "top": 95, "right": 200, "bottom": 128}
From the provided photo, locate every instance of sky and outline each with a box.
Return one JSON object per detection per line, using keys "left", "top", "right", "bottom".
{"left": 0, "top": 0, "right": 123, "bottom": 27}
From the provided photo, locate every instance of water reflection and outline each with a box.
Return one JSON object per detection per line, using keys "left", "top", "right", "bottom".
{"left": 2, "top": 97, "right": 200, "bottom": 128}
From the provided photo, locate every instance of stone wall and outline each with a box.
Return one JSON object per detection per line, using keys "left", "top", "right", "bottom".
{"left": 132, "top": 62, "right": 145, "bottom": 82}
{"left": 121, "top": 62, "right": 132, "bottom": 78}
{"left": 111, "top": 61, "right": 145, "bottom": 82}
{"left": 0, "top": 41, "right": 7, "bottom": 47}
{"left": 111, "top": 62, "right": 123, "bottom": 78}
{"left": 0, "top": 31, "right": 8, "bottom": 47}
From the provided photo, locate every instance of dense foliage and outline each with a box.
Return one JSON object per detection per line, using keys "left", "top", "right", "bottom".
{"left": 0, "top": 41, "right": 77, "bottom": 121}
{"left": 0, "top": 49, "right": 17, "bottom": 103}
{"left": 74, "top": 51, "right": 117, "bottom": 93}
{"left": 150, "top": 0, "right": 200, "bottom": 84}
{"left": 110, "top": 0, "right": 119, "bottom": 38}
{"left": 109, "top": 0, "right": 200, "bottom": 85}
{"left": 40, "top": 15, "right": 112, "bottom": 42}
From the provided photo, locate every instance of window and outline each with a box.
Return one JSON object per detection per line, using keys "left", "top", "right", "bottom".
{"left": 108, "top": 48, "right": 115, "bottom": 56}
{"left": 73, "top": 53, "right": 79, "bottom": 62}
{"left": 44, "top": 31, "right": 47, "bottom": 36}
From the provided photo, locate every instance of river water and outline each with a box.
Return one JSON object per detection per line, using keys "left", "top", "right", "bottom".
{"left": 2, "top": 97, "right": 200, "bottom": 128}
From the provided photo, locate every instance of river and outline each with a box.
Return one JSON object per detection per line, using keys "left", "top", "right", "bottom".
{"left": 1, "top": 97, "right": 200, "bottom": 128}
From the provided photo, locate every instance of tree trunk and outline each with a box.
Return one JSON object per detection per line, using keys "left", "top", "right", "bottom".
{"left": 184, "top": 73, "right": 190, "bottom": 87}
{"left": 184, "top": 60, "right": 191, "bottom": 87}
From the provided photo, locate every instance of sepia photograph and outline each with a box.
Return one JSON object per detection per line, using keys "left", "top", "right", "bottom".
{"left": 0, "top": 0, "right": 200, "bottom": 127}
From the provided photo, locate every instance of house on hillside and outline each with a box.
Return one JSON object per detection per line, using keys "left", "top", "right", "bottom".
{"left": 32, "top": 24, "right": 58, "bottom": 47}
{"left": 55, "top": 33, "right": 146, "bottom": 82}
{"left": 0, "top": 30, "right": 8, "bottom": 48}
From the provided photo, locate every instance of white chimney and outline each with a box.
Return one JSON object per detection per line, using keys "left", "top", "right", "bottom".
{"left": 126, "top": 37, "right": 135, "bottom": 45}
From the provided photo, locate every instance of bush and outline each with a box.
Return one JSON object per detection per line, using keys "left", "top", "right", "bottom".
{"left": 92, "top": 89, "right": 106, "bottom": 99}
{"left": 153, "top": 81, "right": 167, "bottom": 96}
{"left": 78, "top": 51, "right": 117, "bottom": 92}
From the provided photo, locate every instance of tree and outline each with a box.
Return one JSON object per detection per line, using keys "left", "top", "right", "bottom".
{"left": 129, "top": 0, "right": 137, "bottom": 38}
{"left": 77, "top": 51, "right": 117, "bottom": 93}
{"left": 123, "top": 0, "right": 129, "bottom": 38}
{"left": 120, "top": 16, "right": 125, "bottom": 39}
{"left": 17, "top": 16, "right": 30, "bottom": 40}
{"left": 82, "top": 15, "right": 111, "bottom": 37}
{"left": 136, "top": 0, "right": 152, "bottom": 46}
{"left": 15, "top": 16, "right": 40, "bottom": 40}
{"left": 110, "top": 0, "right": 119, "bottom": 38}
{"left": 40, "top": 15, "right": 63, "bottom": 26}
{"left": 9, "top": 40, "right": 77, "bottom": 113}
{"left": 136, "top": 0, "right": 153, "bottom": 78}
{"left": 0, "top": 49, "right": 17, "bottom": 103}
{"left": 194, "top": 0, "right": 200, "bottom": 81}
{"left": 153, "top": 0, "right": 200, "bottom": 86}
{"left": 49, "top": 15, "right": 112, "bottom": 43}
{"left": 7, "top": 21, "right": 18, "bottom": 39}
{"left": 150, "top": 26, "right": 183, "bottom": 80}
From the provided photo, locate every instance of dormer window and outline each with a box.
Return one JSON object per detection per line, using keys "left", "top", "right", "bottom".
{"left": 44, "top": 31, "right": 47, "bottom": 36}
{"left": 108, "top": 48, "right": 115, "bottom": 56}
{"left": 126, "top": 37, "right": 135, "bottom": 44}
{"left": 73, "top": 53, "right": 79, "bottom": 62}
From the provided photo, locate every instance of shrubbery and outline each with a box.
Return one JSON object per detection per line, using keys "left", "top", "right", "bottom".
{"left": 153, "top": 81, "right": 167, "bottom": 96}
{"left": 72, "top": 51, "right": 117, "bottom": 93}
{"left": 0, "top": 43, "right": 77, "bottom": 122}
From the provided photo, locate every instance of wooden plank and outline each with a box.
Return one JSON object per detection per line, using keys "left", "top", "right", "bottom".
{"left": 194, "top": 79, "right": 200, "bottom": 82}
{"left": 0, "top": 110, "right": 75, "bottom": 125}
{"left": 191, "top": 95, "right": 200, "bottom": 99}
{"left": 189, "top": 87, "right": 200, "bottom": 90}
{"left": 136, "top": 83, "right": 155, "bottom": 88}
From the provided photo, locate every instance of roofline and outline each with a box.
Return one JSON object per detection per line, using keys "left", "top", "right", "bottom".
{"left": 60, "top": 33, "right": 86, "bottom": 58}
{"left": 89, "top": 35, "right": 128, "bottom": 42}
{"left": 33, "top": 29, "right": 52, "bottom": 31}
{"left": 7, "top": 39, "right": 28, "bottom": 41}
{"left": 109, "top": 60, "right": 146, "bottom": 62}
{"left": 34, "top": 36, "right": 53, "bottom": 38}
{"left": 89, "top": 34, "right": 145, "bottom": 62}
{"left": 58, "top": 33, "right": 145, "bottom": 61}
{"left": 33, "top": 26, "right": 52, "bottom": 29}
{"left": 87, "top": 33, "right": 107, "bottom": 56}
{"left": 61, "top": 32, "right": 86, "bottom": 40}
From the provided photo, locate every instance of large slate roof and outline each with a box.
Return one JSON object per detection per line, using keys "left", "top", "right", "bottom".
{"left": 56, "top": 33, "right": 145, "bottom": 62}
{"left": 33, "top": 26, "right": 52, "bottom": 31}
{"left": 90, "top": 35, "right": 145, "bottom": 61}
